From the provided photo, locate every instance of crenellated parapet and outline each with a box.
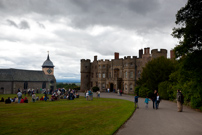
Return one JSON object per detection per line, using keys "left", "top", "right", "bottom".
{"left": 151, "top": 49, "right": 167, "bottom": 59}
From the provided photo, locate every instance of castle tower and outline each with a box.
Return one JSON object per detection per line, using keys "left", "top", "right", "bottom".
{"left": 80, "top": 59, "right": 91, "bottom": 91}
{"left": 42, "top": 53, "right": 55, "bottom": 75}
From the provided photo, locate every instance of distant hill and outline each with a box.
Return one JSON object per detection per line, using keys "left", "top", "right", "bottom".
{"left": 56, "top": 79, "right": 80, "bottom": 83}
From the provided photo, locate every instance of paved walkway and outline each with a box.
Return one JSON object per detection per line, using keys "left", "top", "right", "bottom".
{"left": 91, "top": 92, "right": 202, "bottom": 135}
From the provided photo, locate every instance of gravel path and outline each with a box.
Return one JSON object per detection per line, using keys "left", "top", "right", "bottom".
{"left": 87, "top": 92, "right": 202, "bottom": 135}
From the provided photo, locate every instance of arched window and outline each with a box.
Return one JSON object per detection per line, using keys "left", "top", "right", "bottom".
{"left": 102, "top": 83, "right": 105, "bottom": 89}
{"left": 24, "top": 82, "right": 28, "bottom": 89}
{"left": 42, "top": 82, "right": 46, "bottom": 89}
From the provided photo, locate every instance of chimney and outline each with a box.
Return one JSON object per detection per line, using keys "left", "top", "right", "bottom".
{"left": 170, "top": 50, "right": 175, "bottom": 59}
{"left": 114, "top": 52, "right": 119, "bottom": 59}
{"left": 139, "top": 49, "right": 143, "bottom": 58}
{"left": 144, "top": 47, "right": 150, "bottom": 54}
{"left": 94, "top": 56, "right": 97, "bottom": 61}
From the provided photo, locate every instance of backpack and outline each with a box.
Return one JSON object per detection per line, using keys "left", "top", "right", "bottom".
{"left": 177, "top": 93, "right": 181, "bottom": 102}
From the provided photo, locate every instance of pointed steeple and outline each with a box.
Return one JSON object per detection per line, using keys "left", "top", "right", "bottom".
{"left": 42, "top": 52, "right": 54, "bottom": 68}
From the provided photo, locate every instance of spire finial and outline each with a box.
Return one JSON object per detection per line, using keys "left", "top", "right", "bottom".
{"left": 48, "top": 51, "right": 49, "bottom": 55}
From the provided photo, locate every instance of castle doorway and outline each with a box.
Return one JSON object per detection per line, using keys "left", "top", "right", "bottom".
{"left": 110, "top": 83, "right": 114, "bottom": 92}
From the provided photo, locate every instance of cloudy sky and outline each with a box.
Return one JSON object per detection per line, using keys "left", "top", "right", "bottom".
{"left": 0, "top": 0, "right": 187, "bottom": 81}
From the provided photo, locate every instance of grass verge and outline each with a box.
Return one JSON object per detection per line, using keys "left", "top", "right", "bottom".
{"left": 0, "top": 94, "right": 135, "bottom": 135}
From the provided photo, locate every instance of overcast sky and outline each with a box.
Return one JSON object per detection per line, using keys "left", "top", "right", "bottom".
{"left": 0, "top": 0, "right": 187, "bottom": 81}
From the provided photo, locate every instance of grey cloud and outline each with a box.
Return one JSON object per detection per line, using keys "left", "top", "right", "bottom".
{"left": 7, "top": 19, "right": 18, "bottom": 28}
{"left": 6, "top": 19, "right": 30, "bottom": 29}
{"left": 37, "top": 22, "right": 45, "bottom": 29}
{"left": 0, "top": 0, "right": 186, "bottom": 33}
{"left": 19, "top": 20, "right": 30, "bottom": 29}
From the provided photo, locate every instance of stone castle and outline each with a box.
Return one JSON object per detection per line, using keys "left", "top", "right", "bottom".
{"left": 80, "top": 47, "right": 173, "bottom": 94}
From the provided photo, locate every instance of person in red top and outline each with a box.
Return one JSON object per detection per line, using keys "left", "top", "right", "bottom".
{"left": 20, "top": 98, "right": 24, "bottom": 103}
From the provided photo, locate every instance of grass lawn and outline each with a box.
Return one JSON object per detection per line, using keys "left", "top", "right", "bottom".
{"left": 0, "top": 94, "right": 135, "bottom": 135}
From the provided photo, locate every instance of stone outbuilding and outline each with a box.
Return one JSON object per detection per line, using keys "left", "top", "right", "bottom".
{"left": 0, "top": 54, "right": 56, "bottom": 94}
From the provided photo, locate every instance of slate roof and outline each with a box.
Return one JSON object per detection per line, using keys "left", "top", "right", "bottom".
{"left": 0, "top": 69, "right": 50, "bottom": 82}
{"left": 42, "top": 54, "right": 54, "bottom": 68}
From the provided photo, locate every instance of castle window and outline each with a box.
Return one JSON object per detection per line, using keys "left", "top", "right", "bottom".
{"left": 102, "top": 83, "right": 105, "bottom": 89}
{"left": 103, "top": 65, "right": 105, "bottom": 68}
{"left": 96, "top": 82, "right": 98, "bottom": 87}
{"left": 99, "top": 65, "right": 101, "bottom": 69}
{"left": 24, "top": 82, "right": 28, "bottom": 89}
{"left": 125, "top": 84, "right": 127, "bottom": 90}
{"left": 103, "top": 73, "right": 105, "bottom": 78}
{"left": 96, "top": 73, "right": 98, "bottom": 78}
{"left": 42, "top": 82, "right": 46, "bottom": 89}
{"left": 125, "top": 72, "right": 127, "bottom": 78}
{"left": 92, "top": 73, "right": 94, "bottom": 78}
{"left": 130, "top": 72, "right": 133, "bottom": 78}
{"left": 109, "top": 72, "right": 111, "bottom": 78}
{"left": 138, "top": 70, "right": 141, "bottom": 78}
{"left": 130, "top": 84, "right": 133, "bottom": 91}
{"left": 99, "top": 73, "right": 101, "bottom": 78}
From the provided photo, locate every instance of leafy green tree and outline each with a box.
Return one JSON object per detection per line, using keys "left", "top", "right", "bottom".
{"left": 137, "top": 57, "right": 176, "bottom": 91}
{"left": 172, "top": 0, "right": 202, "bottom": 58}
{"left": 172, "top": 0, "right": 202, "bottom": 110}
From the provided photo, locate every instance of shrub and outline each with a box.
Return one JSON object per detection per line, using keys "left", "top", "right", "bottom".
{"left": 158, "top": 81, "right": 170, "bottom": 100}
{"left": 92, "top": 86, "right": 99, "bottom": 92}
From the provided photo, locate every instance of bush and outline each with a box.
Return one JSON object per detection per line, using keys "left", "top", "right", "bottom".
{"left": 191, "top": 97, "right": 202, "bottom": 109}
{"left": 135, "top": 86, "right": 141, "bottom": 96}
{"left": 92, "top": 86, "right": 99, "bottom": 92}
{"left": 158, "top": 81, "right": 170, "bottom": 100}
{"left": 138, "top": 86, "right": 152, "bottom": 98}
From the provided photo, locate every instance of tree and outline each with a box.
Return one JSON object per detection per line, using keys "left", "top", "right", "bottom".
{"left": 172, "top": 0, "right": 202, "bottom": 58}
{"left": 137, "top": 57, "right": 176, "bottom": 92}
{"left": 172, "top": 0, "right": 202, "bottom": 110}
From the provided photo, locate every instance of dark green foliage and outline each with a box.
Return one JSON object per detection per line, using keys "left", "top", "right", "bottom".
{"left": 134, "top": 86, "right": 141, "bottom": 96}
{"left": 158, "top": 81, "right": 170, "bottom": 100}
{"left": 137, "top": 57, "right": 175, "bottom": 91}
{"left": 171, "top": 0, "right": 202, "bottom": 110}
{"left": 92, "top": 86, "right": 99, "bottom": 92}
{"left": 172, "top": 0, "right": 202, "bottom": 58}
{"left": 57, "top": 83, "right": 80, "bottom": 90}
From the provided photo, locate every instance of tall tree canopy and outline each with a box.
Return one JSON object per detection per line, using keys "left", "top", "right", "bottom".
{"left": 137, "top": 57, "right": 175, "bottom": 91}
{"left": 172, "top": 0, "right": 202, "bottom": 58}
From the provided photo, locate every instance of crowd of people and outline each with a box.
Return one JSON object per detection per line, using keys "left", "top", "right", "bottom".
{"left": 0, "top": 88, "right": 80, "bottom": 104}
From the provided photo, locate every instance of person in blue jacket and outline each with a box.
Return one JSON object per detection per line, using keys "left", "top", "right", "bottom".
{"left": 145, "top": 96, "right": 151, "bottom": 109}
{"left": 134, "top": 94, "right": 139, "bottom": 109}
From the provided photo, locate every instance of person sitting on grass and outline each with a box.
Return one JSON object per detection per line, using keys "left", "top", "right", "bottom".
{"left": 5, "top": 97, "right": 11, "bottom": 104}
{"left": 40, "top": 97, "right": 44, "bottom": 101}
{"left": 15, "top": 97, "right": 18, "bottom": 103}
{"left": 0, "top": 97, "right": 4, "bottom": 102}
{"left": 32, "top": 93, "right": 36, "bottom": 102}
{"left": 13, "top": 97, "right": 16, "bottom": 102}
{"left": 20, "top": 98, "right": 24, "bottom": 103}
{"left": 24, "top": 97, "right": 28, "bottom": 103}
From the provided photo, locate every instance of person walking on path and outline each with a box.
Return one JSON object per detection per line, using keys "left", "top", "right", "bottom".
{"left": 156, "top": 93, "right": 160, "bottom": 109}
{"left": 151, "top": 90, "right": 157, "bottom": 109}
{"left": 134, "top": 94, "right": 139, "bottom": 108}
{"left": 177, "top": 89, "right": 184, "bottom": 112}
{"left": 145, "top": 96, "right": 151, "bottom": 109}
{"left": 17, "top": 89, "right": 22, "bottom": 103}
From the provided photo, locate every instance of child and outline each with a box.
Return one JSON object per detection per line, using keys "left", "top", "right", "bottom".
{"left": 86, "top": 91, "right": 89, "bottom": 101}
{"left": 145, "top": 96, "right": 151, "bottom": 109}
{"left": 134, "top": 94, "right": 139, "bottom": 108}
